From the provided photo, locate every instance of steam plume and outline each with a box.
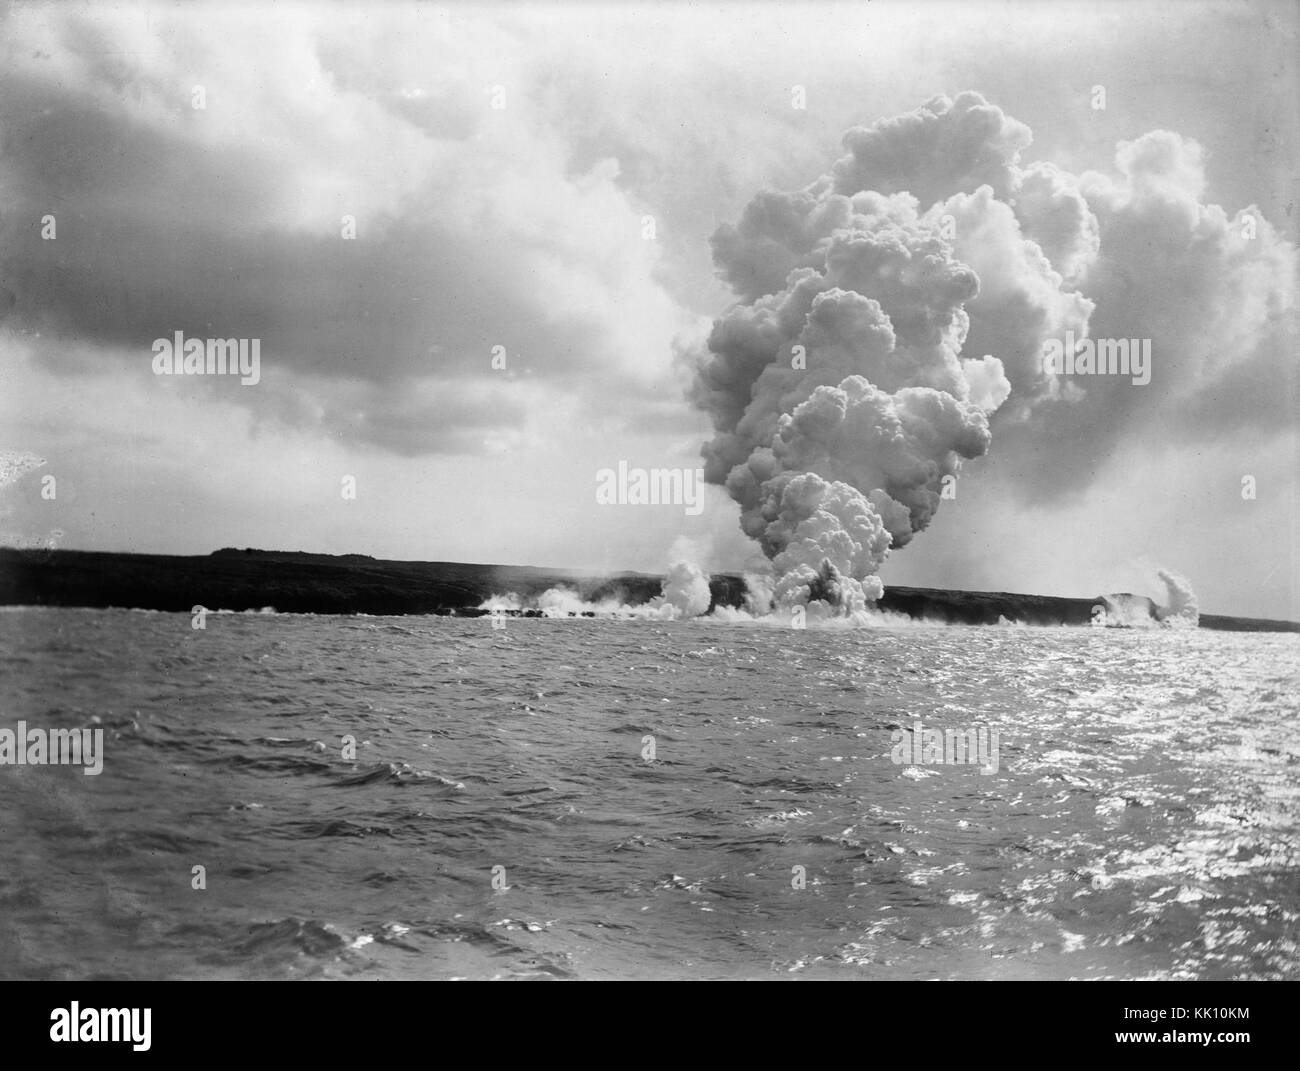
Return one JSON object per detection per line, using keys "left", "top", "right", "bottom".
{"left": 1156, "top": 569, "right": 1199, "bottom": 627}
{"left": 690, "top": 93, "right": 1095, "bottom": 616}
{"left": 481, "top": 559, "right": 712, "bottom": 620}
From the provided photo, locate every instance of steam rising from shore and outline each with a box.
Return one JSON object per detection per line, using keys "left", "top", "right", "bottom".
{"left": 482, "top": 564, "right": 1201, "bottom": 631}
{"left": 481, "top": 560, "right": 712, "bottom": 620}
{"left": 1098, "top": 570, "right": 1200, "bottom": 628}
{"left": 1157, "top": 569, "right": 1199, "bottom": 627}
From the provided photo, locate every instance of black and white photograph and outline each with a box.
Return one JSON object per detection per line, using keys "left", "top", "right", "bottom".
{"left": 0, "top": 0, "right": 1296, "bottom": 1022}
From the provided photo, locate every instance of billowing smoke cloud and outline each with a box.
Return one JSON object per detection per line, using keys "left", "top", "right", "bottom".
{"left": 690, "top": 93, "right": 1090, "bottom": 615}
{"left": 689, "top": 92, "right": 1297, "bottom": 613}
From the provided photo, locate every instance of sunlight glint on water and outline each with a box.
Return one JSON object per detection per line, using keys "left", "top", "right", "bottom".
{"left": 0, "top": 609, "right": 1296, "bottom": 980}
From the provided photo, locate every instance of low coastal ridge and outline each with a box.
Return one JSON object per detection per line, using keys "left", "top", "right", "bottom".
{"left": 0, "top": 548, "right": 1294, "bottom": 632}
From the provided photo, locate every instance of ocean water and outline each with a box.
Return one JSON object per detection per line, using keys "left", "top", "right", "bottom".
{"left": 0, "top": 608, "right": 1297, "bottom": 981}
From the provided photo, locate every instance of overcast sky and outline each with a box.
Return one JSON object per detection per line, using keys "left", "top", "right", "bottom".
{"left": 0, "top": 0, "right": 1296, "bottom": 619}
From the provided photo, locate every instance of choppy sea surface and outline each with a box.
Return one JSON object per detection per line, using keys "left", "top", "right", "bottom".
{"left": 0, "top": 608, "right": 1297, "bottom": 980}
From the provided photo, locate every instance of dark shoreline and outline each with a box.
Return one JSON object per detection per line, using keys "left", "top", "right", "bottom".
{"left": 0, "top": 547, "right": 1295, "bottom": 632}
